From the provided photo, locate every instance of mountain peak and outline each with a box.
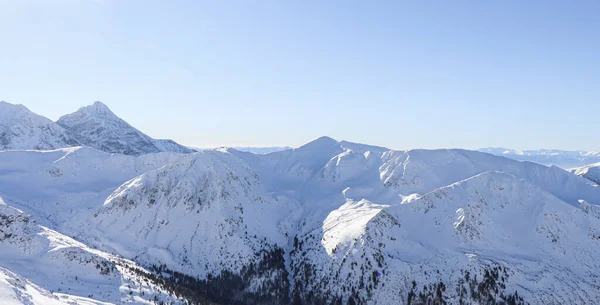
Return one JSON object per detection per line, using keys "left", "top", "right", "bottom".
{"left": 92, "top": 100, "right": 109, "bottom": 110}
{"left": 0, "top": 101, "right": 77, "bottom": 150}
{"left": 298, "top": 136, "right": 339, "bottom": 149}
{"left": 79, "top": 101, "right": 116, "bottom": 118}
{"left": 0, "top": 101, "right": 31, "bottom": 116}
{"left": 56, "top": 101, "right": 192, "bottom": 156}
{"left": 293, "top": 136, "right": 344, "bottom": 157}
{"left": 57, "top": 101, "right": 123, "bottom": 129}
{"left": 314, "top": 135, "right": 337, "bottom": 143}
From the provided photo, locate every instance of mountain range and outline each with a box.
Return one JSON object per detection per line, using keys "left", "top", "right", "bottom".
{"left": 0, "top": 101, "right": 192, "bottom": 155}
{"left": 479, "top": 147, "right": 600, "bottom": 169}
{"left": 1, "top": 101, "right": 600, "bottom": 305}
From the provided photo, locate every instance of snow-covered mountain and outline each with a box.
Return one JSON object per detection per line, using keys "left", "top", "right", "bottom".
{"left": 0, "top": 147, "right": 185, "bottom": 227}
{"left": 79, "top": 150, "right": 293, "bottom": 304}
{"left": 0, "top": 100, "right": 192, "bottom": 156}
{"left": 0, "top": 101, "right": 78, "bottom": 150}
{"left": 571, "top": 162, "right": 600, "bottom": 185}
{"left": 479, "top": 147, "right": 600, "bottom": 168}
{"left": 357, "top": 171, "right": 600, "bottom": 304}
{"left": 0, "top": 197, "right": 209, "bottom": 305}
{"left": 193, "top": 141, "right": 386, "bottom": 156}
{"left": 2, "top": 134, "right": 600, "bottom": 304}
{"left": 57, "top": 102, "right": 193, "bottom": 156}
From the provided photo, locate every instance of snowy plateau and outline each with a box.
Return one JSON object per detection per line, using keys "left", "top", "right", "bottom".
{"left": 0, "top": 101, "right": 600, "bottom": 305}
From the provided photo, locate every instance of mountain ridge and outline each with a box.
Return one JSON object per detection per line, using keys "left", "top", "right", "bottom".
{"left": 0, "top": 100, "right": 193, "bottom": 156}
{"left": 479, "top": 147, "right": 600, "bottom": 168}
{"left": 2, "top": 101, "right": 600, "bottom": 304}
{"left": 0, "top": 101, "right": 79, "bottom": 151}
{"left": 57, "top": 101, "right": 193, "bottom": 156}
{"left": 52, "top": 136, "right": 600, "bottom": 304}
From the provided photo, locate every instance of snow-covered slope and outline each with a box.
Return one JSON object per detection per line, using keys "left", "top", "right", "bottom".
{"left": 260, "top": 140, "right": 600, "bottom": 304}
{"left": 0, "top": 101, "right": 78, "bottom": 151}
{"left": 0, "top": 198, "right": 199, "bottom": 305}
{"left": 571, "top": 162, "right": 600, "bottom": 185}
{"left": 322, "top": 171, "right": 600, "bottom": 304}
{"left": 377, "top": 149, "right": 600, "bottom": 206}
{"left": 0, "top": 147, "right": 184, "bottom": 227}
{"left": 1, "top": 267, "right": 67, "bottom": 305}
{"left": 480, "top": 147, "right": 600, "bottom": 168}
{"left": 229, "top": 136, "right": 347, "bottom": 192}
{"left": 84, "top": 151, "right": 287, "bottom": 272}
{"left": 74, "top": 150, "right": 293, "bottom": 304}
{"left": 57, "top": 102, "right": 193, "bottom": 156}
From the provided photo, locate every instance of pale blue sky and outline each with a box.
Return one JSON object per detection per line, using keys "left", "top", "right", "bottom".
{"left": 1, "top": 1, "right": 599, "bottom": 150}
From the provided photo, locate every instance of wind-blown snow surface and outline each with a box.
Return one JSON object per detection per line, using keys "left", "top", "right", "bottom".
{"left": 1, "top": 136, "right": 600, "bottom": 304}
{"left": 57, "top": 102, "right": 193, "bottom": 156}
{"left": 480, "top": 147, "right": 600, "bottom": 168}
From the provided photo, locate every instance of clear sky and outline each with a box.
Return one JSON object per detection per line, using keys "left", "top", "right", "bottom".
{"left": 1, "top": 0, "right": 599, "bottom": 150}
